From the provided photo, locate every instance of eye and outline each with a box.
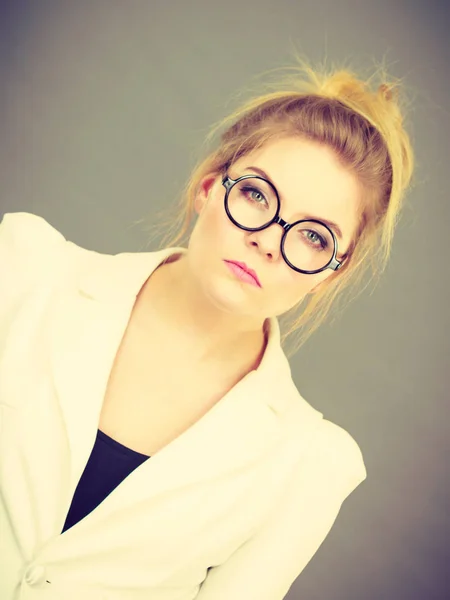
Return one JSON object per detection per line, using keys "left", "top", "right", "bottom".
{"left": 241, "top": 186, "right": 268, "bottom": 206}
{"left": 302, "top": 229, "right": 328, "bottom": 250}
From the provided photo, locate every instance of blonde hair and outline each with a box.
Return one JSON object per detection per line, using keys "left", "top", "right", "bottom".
{"left": 136, "top": 56, "right": 415, "bottom": 358}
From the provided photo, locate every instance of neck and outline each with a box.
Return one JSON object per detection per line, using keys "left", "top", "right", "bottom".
{"left": 141, "top": 253, "right": 267, "bottom": 370}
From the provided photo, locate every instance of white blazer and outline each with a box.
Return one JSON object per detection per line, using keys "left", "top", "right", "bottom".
{"left": 0, "top": 212, "right": 367, "bottom": 600}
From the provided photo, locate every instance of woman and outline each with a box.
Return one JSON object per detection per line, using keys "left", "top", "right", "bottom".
{"left": 0, "top": 59, "right": 414, "bottom": 599}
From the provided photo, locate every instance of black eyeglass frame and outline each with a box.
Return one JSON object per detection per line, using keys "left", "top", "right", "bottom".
{"left": 222, "top": 174, "right": 343, "bottom": 275}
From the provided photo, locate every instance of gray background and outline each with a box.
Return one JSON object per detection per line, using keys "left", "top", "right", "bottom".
{"left": 1, "top": 1, "right": 449, "bottom": 598}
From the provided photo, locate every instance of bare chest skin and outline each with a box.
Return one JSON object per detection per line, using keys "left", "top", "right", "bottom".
{"left": 98, "top": 324, "right": 236, "bottom": 457}
{"left": 98, "top": 270, "right": 263, "bottom": 457}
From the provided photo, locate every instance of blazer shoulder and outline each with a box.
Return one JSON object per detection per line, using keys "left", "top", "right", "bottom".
{"left": 0, "top": 211, "right": 66, "bottom": 245}
{"left": 285, "top": 384, "right": 366, "bottom": 489}
{"left": 0, "top": 212, "right": 67, "bottom": 314}
{"left": 316, "top": 419, "right": 367, "bottom": 494}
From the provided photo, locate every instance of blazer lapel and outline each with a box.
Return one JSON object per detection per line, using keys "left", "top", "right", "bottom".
{"left": 49, "top": 245, "right": 323, "bottom": 528}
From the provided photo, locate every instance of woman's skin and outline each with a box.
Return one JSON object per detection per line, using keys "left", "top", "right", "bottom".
{"left": 139, "top": 136, "right": 362, "bottom": 372}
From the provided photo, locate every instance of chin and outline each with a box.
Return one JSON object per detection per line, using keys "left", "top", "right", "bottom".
{"left": 201, "top": 269, "right": 253, "bottom": 312}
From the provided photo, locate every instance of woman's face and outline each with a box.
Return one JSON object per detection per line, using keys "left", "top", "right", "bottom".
{"left": 187, "top": 136, "right": 362, "bottom": 324}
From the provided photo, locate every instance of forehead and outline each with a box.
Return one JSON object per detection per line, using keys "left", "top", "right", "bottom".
{"left": 232, "top": 136, "right": 362, "bottom": 243}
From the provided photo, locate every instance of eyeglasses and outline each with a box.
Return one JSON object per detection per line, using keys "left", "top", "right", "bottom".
{"left": 222, "top": 174, "right": 343, "bottom": 275}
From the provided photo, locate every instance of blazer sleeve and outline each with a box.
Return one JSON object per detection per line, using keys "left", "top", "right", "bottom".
{"left": 0, "top": 211, "right": 66, "bottom": 317}
{"left": 195, "top": 422, "right": 367, "bottom": 600}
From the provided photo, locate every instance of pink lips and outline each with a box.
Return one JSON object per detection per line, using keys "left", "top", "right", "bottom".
{"left": 224, "top": 260, "right": 262, "bottom": 288}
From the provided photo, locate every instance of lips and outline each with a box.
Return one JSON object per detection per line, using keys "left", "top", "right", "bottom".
{"left": 226, "top": 260, "right": 261, "bottom": 287}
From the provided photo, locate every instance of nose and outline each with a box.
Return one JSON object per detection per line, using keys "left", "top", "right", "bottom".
{"left": 249, "top": 220, "right": 286, "bottom": 259}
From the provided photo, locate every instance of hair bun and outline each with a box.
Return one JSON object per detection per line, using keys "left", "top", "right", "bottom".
{"left": 378, "top": 83, "right": 397, "bottom": 102}
{"left": 321, "top": 71, "right": 400, "bottom": 108}
{"left": 322, "top": 71, "right": 367, "bottom": 101}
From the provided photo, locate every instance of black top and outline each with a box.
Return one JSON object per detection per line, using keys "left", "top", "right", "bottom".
{"left": 61, "top": 429, "right": 150, "bottom": 533}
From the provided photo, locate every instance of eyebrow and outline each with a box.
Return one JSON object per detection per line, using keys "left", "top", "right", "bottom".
{"left": 243, "top": 165, "right": 344, "bottom": 240}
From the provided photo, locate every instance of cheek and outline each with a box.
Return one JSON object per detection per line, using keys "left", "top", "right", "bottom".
{"left": 275, "top": 269, "right": 330, "bottom": 310}
{"left": 282, "top": 263, "right": 325, "bottom": 292}
{"left": 197, "top": 197, "right": 239, "bottom": 247}
{"left": 189, "top": 198, "right": 237, "bottom": 273}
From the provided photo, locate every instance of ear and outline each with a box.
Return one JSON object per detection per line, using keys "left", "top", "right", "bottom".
{"left": 194, "top": 173, "right": 219, "bottom": 215}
